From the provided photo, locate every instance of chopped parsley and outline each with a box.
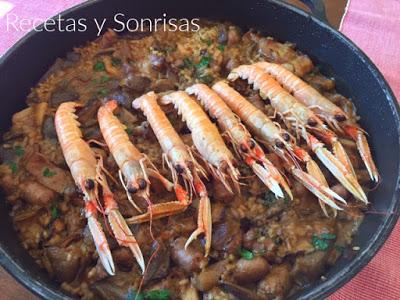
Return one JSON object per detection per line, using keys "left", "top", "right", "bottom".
{"left": 7, "top": 161, "right": 18, "bottom": 174}
{"left": 217, "top": 44, "right": 225, "bottom": 51}
{"left": 320, "top": 233, "right": 336, "bottom": 240}
{"left": 238, "top": 248, "right": 254, "bottom": 260}
{"left": 43, "top": 167, "right": 56, "bottom": 178}
{"left": 51, "top": 205, "right": 59, "bottom": 220}
{"left": 312, "top": 233, "right": 337, "bottom": 251}
{"left": 50, "top": 197, "right": 61, "bottom": 220}
{"left": 126, "top": 289, "right": 170, "bottom": 300}
{"left": 98, "top": 88, "right": 109, "bottom": 97}
{"left": 100, "top": 75, "right": 110, "bottom": 83}
{"left": 196, "top": 55, "right": 211, "bottom": 70}
{"left": 182, "top": 57, "right": 194, "bottom": 69}
{"left": 200, "top": 37, "right": 212, "bottom": 46}
{"left": 198, "top": 74, "right": 214, "bottom": 84}
{"left": 126, "top": 289, "right": 144, "bottom": 300}
{"left": 125, "top": 127, "right": 133, "bottom": 135}
{"left": 144, "top": 289, "right": 170, "bottom": 300}
{"left": 93, "top": 60, "right": 105, "bottom": 72}
{"left": 111, "top": 57, "right": 122, "bottom": 66}
{"left": 14, "top": 145, "right": 25, "bottom": 157}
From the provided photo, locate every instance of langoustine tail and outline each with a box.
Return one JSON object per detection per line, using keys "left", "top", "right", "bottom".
{"left": 97, "top": 161, "right": 146, "bottom": 273}
{"left": 85, "top": 200, "right": 115, "bottom": 276}
{"left": 344, "top": 125, "right": 379, "bottom": 183}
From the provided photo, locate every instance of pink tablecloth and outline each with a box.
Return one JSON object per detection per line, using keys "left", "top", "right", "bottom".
{"left": 330, "top": 1, "right": 400, "bottom": 299}
{"left": 0, "top": 0, "right": 399, "bottom": 299}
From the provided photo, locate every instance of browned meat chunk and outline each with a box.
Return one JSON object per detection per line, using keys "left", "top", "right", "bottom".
{"left": 112, "top": 247, "right": 134, "bottom": 271}
{"left": 25, "top": 153, "right": 74, "bottom": 193}
{"left": 122, "top": 74, "right": 152, "bottom": 93}
{"left": 292, "top": 251, "right": 328, "bottom": 281}
{"left": 212, "top": 219, "right": 243, "bottom": 253}
{"left": 211, "top": 180, "right": 235, "bottom": 202}
{"left": 257, "top": 264, "right": 291, "bottom": 299}
{"left": 171, "top": 237, "right": 207, "bottom": 273}
{"left": 20, "top": 180, "right": 56, "bottom": 206}
{"left": 234, "top": 256, "right": 271, "bottom": 283}
{"left": 46, "top": 246, "right": 81, "bottom": 282}
{"left": 193, "top": 260, "right": 228, "bottom": 292}
{"left": 50, "top": 88, "right": 79, "bottom": 108}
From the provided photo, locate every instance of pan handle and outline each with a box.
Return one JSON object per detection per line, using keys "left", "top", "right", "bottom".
{"left": 298, "top": 0, "right": 330, "bottom": 25}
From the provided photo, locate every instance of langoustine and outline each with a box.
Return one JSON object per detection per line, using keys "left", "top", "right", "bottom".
{"left": 161, "top": 91, "right": 240, "bottom": 194}
{"left": 228, "top": 64, "right": 367, "bottom": 203}
{"left": 133, "top": 91, "right": 212, "bottom": 256}
{"left": 186, "top": 83, "right": 290, "bottom": 199}
{"left": 97, "top": 100, "right": 189, "bottom": 222}
{"left": 212, "top": 81, "right": 345, "bottom": 213}
{"left": 254, "top": 61, "right": 379, "bottom": 182}
{"left": 55, "top": 101, "right": 144, "bottom": 274}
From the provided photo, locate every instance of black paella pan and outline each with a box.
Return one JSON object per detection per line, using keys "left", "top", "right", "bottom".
{"left": 0, "top": 0, "right": 399, "bottom": 299}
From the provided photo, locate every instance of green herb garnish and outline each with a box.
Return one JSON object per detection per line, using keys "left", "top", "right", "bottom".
{"left": 312, "top": 233, "right": 336, "bottom": 251}
{"left": 43, "top": 167, "right": 56, "bottom": 178}
{"left": 50, "top": 199, "right": 60, "bottom": 220}
{"left": 183, "top": 57, "right": 194, "bottom": 69}
{"left": 312, "top": 235, "right": 329, "bottom": 251}
{"left": 126, "top": 289, "right": 144, "bottom": 300}
{"left": 98, "top": 88, "right": 109, "bottom": 97}
{"left": 239, "top": 248, "right": 254, "bottom": 260}
{"left": 111, "top": 57, "right": 122, "bottom": 66}
{"left": 198, "top": 74, "right": 214, "bottom": 84}
{"left": 217, "top": 44, "right": 225, "bottom": 51}
{"left": 51, "top": 206, "right": 59, "bottom": 220}
{"left": 14, "top": 145, "right": 25, "bottom": 157}
{"left": 320, "top": 233, "right": 336, "bottom": 240}
{"left": 100, "top": 75, "right": 110, "bottom": 83}
{"left": 7, "top": 161, "right": 18, "bottom": 174}
{"left": 200, "top": 37, "right": 212, "bottom": 46}
{"left": 196, "top": 55, "right": 211, "bottom": 70}
{"left": 144, "top": 289, "right": 170, "bottom": 300}
{"left": 126, "top": 289, "right": 170, "bottom": 300}
{"left": 93, "top": 60, "right": 106, "bottom": 72}
{"left": 125, "top": 127, "right": 133, "bottom": 135}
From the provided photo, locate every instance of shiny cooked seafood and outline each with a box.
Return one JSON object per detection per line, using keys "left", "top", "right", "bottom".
{"left": 0, "top": 21, "right": 378, "bottom": 299}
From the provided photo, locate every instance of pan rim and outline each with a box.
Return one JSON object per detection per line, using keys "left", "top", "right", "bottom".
{"left": 0, "top": 0, "right": 399, "bottom": 299}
